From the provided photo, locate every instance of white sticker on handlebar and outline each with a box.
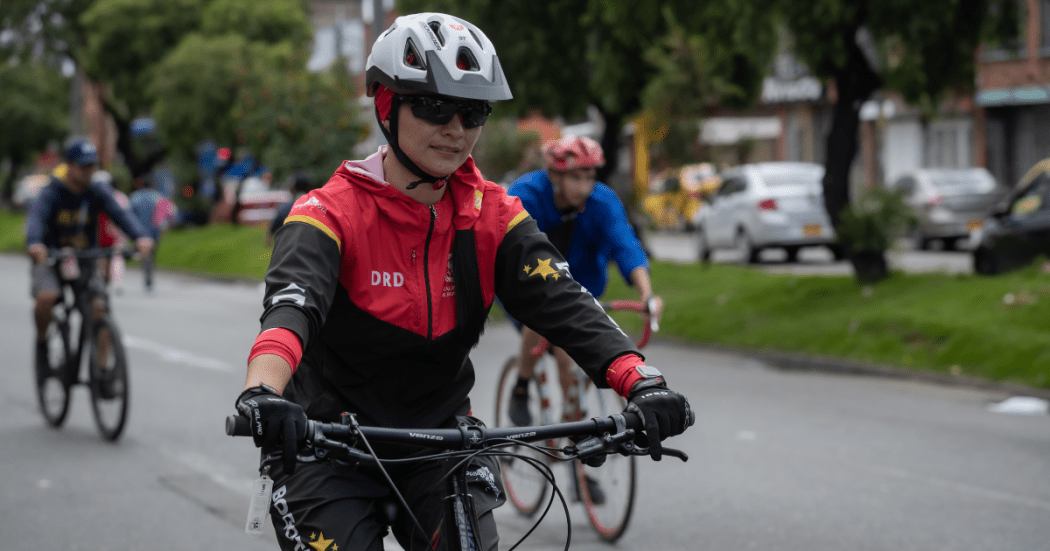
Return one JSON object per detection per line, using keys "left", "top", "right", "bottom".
{"left": 245, "top": 475, "right": 272, "bottom": 538}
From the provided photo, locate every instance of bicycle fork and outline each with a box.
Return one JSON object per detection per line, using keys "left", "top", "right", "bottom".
{"left": 441, "top": 470, "right": 482, "bottom": 551}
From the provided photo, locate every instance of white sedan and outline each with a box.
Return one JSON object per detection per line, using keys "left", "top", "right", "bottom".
{"left": 693, "top": 162, "right": 841, "bottom": 263}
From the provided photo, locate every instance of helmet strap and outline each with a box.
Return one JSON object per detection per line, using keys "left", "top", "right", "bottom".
{"left": 375, "top": 95, "right": 450, "bottom": 191}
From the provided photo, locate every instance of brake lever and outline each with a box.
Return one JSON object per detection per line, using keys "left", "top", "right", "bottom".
{"left": 621, "top": 443, "right": 690, "bottom": 462}
{"left": 646, "top": 296, "right": 660, "bottom": 332}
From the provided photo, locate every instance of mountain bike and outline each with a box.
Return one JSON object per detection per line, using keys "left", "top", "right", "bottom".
{"left": 226, "top": 407, "right": 690, "bottom": 551}
{"left": 494, "top": 299, "right": 658, "bottom": 541}
{"left": 36, "top": 247, "right": 134, "bottom": 441}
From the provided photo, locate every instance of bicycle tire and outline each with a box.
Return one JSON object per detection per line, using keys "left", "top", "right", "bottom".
{"left": 576, "top": 382, "right": 636, "bottom": 541}
{"left": 88, "top": 316, "right": 129, "bottom": 441}
{"left": 494, "top": 355, "right": 549, "bottom": 516}
{"left": 36, "top": 310, "right": 72, "bottom": 428}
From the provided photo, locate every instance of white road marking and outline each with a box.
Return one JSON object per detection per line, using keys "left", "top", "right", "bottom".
{"left": 987, "top": 396, "right": 1049, "bottom": 415}
{"left": 123, "top": 335, "right": 234, "bottom": 372}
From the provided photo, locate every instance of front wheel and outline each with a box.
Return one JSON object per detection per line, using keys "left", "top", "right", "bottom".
{"left": 494, "top": 356, "right": 549, "bottom": 516}
{"left": 36, "top": 312, "right": 72, "bottom": 428}
{"left": 89, "top": 316, "right": 129, "bottom": 441}
{"left": 576, "top": 380, "right": 636, "bottom": 541}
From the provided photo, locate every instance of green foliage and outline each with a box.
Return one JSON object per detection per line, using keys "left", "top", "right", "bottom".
{"left": 149, "top": 33, "right": 267, "bottom": 154}
{"left": 234, "top": 62, "right": 371, "bottom": 185}
{"left": 470, "top": 120, "right": 542, "bottom": 184}
{"left": 201, "top": 0, "right": 312, "bottom": 49}
{"left": 777, "top": 0, "right": 1021, "bottom": 112}
{"left": 0, "top": 61, "right": 70, "bottom": 160}
{"left": 0, "top": 0, "right": 95, "bottom": 61}
{"left": 80, "top": 0, "right": 208, "bottom": 118}
{"left": 836, "top": 187, "right": 915, "bottom": 253}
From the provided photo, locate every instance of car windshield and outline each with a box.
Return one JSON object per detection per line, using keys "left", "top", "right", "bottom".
{"left": 928, "top": 172, "right": 994, "bottom": 195}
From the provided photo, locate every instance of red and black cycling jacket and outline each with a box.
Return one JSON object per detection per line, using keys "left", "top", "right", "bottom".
{"left": 259, "top": 148, "right": 641, "bottom": 430}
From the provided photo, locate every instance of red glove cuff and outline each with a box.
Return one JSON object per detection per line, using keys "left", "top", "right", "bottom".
{"left": 606, "top": 354, "right": 646, "bottom": 398}
{"left": 248, "top": 328, "right": 303, "bottom": 373}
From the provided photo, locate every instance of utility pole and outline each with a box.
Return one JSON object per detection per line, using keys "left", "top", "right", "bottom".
{"left": 370, "top": 0, "right": 384, "bottom": 54}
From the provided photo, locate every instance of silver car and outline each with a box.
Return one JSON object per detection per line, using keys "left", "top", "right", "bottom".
{"left": 693, "top": 162, "right": 839, "bottom": 263}
{"left": 888, "top": 168, "right": 1006, "bottom": 250}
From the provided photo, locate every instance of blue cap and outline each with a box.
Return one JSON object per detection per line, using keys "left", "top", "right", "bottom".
{"left": 64, "top": 138, "right": 99, "bottom": 166}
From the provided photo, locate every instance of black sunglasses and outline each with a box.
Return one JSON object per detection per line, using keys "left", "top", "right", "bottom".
{"left": 399, "top": 94, "right": 492, "bottom": 129}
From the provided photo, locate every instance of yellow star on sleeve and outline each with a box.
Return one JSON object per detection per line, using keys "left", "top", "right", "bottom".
{"left": 530, "top": 258, "right": 559, "bottom": 281}
{"left": 523, "top": 263, "right": 532, "bottom": 274}
{"left": 309, "top": 533, "right": 334, "bottom": 551}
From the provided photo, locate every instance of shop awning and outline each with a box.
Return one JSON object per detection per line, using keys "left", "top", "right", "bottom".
{"left": 975, "top": 86, "right": 1050, "bottom": 106}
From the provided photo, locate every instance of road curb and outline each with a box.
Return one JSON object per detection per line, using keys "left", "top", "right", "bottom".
{"left": 656, "top": 337, "right": 1050, "bottom": 400}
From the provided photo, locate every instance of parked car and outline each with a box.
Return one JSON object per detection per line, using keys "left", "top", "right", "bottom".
{"left": 971, "top": 158, "right": 1050, "bottom": 275}
{"left": 887, "top": 168, "right": 1006, "bottom": 250}
{"left": 692, "top": 162, "right": 839, "bottom": 263}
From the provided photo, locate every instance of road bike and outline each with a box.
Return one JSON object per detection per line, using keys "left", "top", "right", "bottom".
{"left": 493, "top": 299, "right": 658, "bottom": 541}
{"left": 36, "top": 247, "right": 134, "bottom": 441}
{"left": 226, "top": 407, "right": 689, "bottom": 551}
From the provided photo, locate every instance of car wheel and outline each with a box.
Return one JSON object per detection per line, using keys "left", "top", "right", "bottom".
{"left": 696, "top": 229, "right": 711, "bottom": 262}
{"left": 973, "top": 248, "right": 998, "bottom": 275}
{"left": 736, "top": 230, "right": 760, "bottom": 264}
{"left": 828, "top": 244, "right": 847, "bottom": 261}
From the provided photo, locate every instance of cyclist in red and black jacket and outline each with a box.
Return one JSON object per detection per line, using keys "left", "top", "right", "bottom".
{"left": 234, "top": 13, "right": 693, "bottom": 551}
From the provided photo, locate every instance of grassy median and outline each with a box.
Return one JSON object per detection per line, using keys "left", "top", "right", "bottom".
{"left": 604, "top": 259, "right": 1050, "bottom": 390}
{"left": 4, "top": 209, "right": 1048, "bottom": 390}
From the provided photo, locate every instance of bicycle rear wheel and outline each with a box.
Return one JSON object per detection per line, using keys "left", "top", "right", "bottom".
{"left": 88, "top": 316, "right": 129, "bottom": 441}
{"left": 576, "top": 381, "right": 636, "bottom": 541}
{"left": 36, "top": 312, "right": 72, "bottom": 427}
{"left": 494, "top": 355, "right": 549, "bottom": 516}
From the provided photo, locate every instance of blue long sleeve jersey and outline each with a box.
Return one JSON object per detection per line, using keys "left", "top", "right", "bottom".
{"left": 507, "top": 170, "right": 648, "bottom": 298}
{"left": 26, "top": 177, "right": 149, "bottom": 249}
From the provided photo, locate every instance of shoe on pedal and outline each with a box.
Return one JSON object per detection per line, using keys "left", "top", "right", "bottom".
{"left": 508, "top": 386, "right": 532, "bottom": 426}
{"left": 583, "top": 475, "right": 606, "bottom": 505}
{"left": 96, "top": 369, "right": 122, "bottom": 400}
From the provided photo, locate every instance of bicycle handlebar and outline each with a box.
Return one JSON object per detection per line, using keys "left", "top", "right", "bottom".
{"left": 46, "top": 247, "right": 139, "bottom": 263}
{"left": 226, "top": 410, "right": 691, "bottom": 463}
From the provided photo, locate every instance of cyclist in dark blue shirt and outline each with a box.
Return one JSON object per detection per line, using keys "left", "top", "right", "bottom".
{"left": 506, "top": 135, "right": 664, "bottom": 427}
{"left": 26, "top": 138, "right": 153, "bottom": 372}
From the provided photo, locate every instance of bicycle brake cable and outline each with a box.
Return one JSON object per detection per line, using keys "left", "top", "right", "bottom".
{"left": 351, "top": 427, "right": 431, "bottom": 551}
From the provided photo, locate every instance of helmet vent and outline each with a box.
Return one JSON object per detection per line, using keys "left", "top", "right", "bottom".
{"left": 404, "top": 38, "right": 425, "bottom": 69}
{"left": 427, "top": 21, "right": 446, "bottom": 47}
{"left": 467, "top": 29, "right": 485, "bottom": 51}
{"left": 456, "top": 48, "right": 479, "bottom": 71}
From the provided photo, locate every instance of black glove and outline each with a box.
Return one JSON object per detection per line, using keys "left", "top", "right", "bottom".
{"left": 626, "top": 384, "right": 693, "bottom": 461}
{"left": 235, "top": 384, "right": 308, "bottom": 473}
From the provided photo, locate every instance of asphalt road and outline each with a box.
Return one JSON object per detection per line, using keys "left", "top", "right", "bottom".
{"left": 1, "top": 254, "right": 1047, "bottom": 551}
{"left": 645, "top": 230, "right": 975, "bottom": 275}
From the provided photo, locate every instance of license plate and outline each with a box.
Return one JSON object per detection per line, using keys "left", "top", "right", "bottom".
{"left": 803, "top": 224, "right": 822, "bottom": 237}
{"left": 967, "top": 220, "right": 982, "bottom": 232}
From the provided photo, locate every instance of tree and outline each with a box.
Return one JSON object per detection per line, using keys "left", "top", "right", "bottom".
{"left": 398, "top": 0, "right": 776, "bottom": 183}
{"left": 0, "top": 61, "right": 70, "bottom": 202}
{"left": 774, "top": 0, "right": 1020, "bottom": 275}
{"left": 78, "top": 0, "right": 314, "bottom": 179}
{"left": 233, "top": 61, "right": 372, "bottom": 185}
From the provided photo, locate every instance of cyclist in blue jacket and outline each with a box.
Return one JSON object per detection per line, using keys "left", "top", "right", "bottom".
{"left": 506, "top": 135, "right": 664, "bottom": 428}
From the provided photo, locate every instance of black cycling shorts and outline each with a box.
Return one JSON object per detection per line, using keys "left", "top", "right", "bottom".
{"left": 266, "top": 416, "right": 506, "bottom": 551}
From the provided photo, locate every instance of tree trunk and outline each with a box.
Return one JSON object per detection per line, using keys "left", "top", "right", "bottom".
{"left": 821, "top": 8, "right": 882, "bottom": 277}
{"left": 101, "top": 95, "right": 167, "bottom": 181}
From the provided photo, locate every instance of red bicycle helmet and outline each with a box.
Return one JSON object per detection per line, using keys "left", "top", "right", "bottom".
{"left": 542, "top": 136, "right": 605, "bottom": 172}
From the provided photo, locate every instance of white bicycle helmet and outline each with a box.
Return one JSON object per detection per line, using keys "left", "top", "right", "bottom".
{"left": 365, "top": 12, "right": 512, "bottom": 101}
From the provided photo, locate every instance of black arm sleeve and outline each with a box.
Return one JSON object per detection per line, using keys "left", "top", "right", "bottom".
{"left": 259, "top": 221, "right": 342, "bottom": 348}
{"left": 495, "top": 216, "right": 641, "bottom": 388}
